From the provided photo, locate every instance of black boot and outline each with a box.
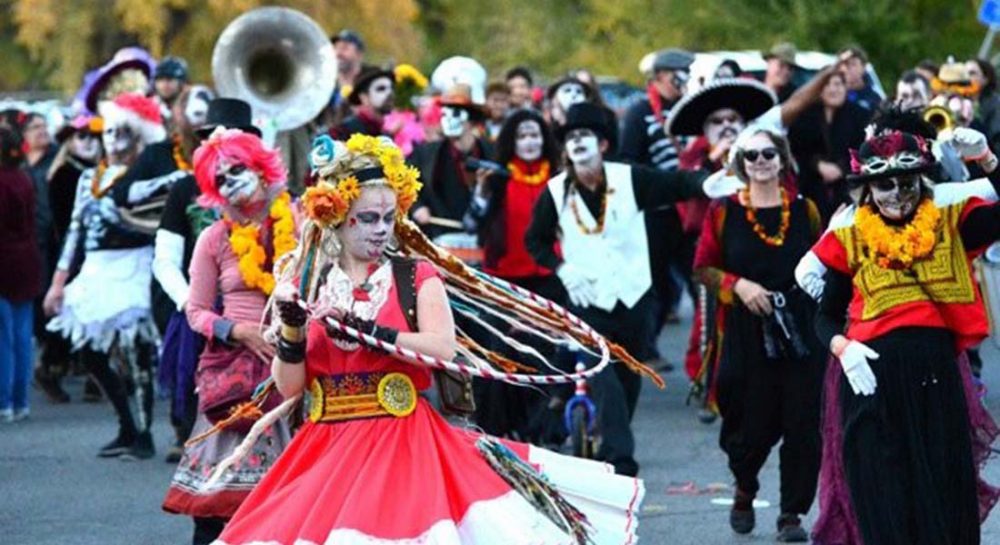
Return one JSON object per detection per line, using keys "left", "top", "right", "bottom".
{"left": 98, "top": 429, "right": 137, "bottom": 457}
{"left": 776, "top": 513, "right": 808, "bottom": 542}
{"left": 729, "top": 488, "right": 755, "bottom": 534}
{"left": 120, "top": 430, "right": 155, "bottom": 461}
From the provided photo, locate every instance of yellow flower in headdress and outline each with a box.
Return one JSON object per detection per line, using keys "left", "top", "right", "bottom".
{"left": 337, "top": 176, "right": 361, "bottom": 202}
{"left": 394, "top": 64, "right": 429, "bottom": 89}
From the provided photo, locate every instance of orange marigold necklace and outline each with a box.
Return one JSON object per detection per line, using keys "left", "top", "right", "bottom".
{"left": 172, "top": 134, "right": 192, "bottom": 172}
{"left": 741, "top": 186, "right": 791, "bottom": 247}
{"left": 89, "top": 160, "right": 123, "bottom": 199}
{"left": 569, "top": 182, "right": 608, "bottom": 235}
{"left": 855, "top": 198, "right": 940, "bottom": 269}
{"left": 508, "top": 159, "right": 551, "bottom": 186}
{"left": 227, "top": 192, "right": 297, "bottom": 295}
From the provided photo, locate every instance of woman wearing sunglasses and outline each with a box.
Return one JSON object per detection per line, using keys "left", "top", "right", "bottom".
{"left": 694, "top": 127, "right": 826, "bottom": 542}
{"left": 809, "top": 127, "right": 1000, "bottom": 545}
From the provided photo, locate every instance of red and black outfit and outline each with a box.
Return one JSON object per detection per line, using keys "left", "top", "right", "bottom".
{"left": 694, "top": 190, "right": 826, "bottom": 516}
{"left": 465, "top": 157, "right": 565, "bottom": 442}
{"left": 811, "top": 195, "right": 1000, "bottom": 545}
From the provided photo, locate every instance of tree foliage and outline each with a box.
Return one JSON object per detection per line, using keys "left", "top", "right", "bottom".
{"left": 0, "top": 0, "right": 990, "bottom": 94}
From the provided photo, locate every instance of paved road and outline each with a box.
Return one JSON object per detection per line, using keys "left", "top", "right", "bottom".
{"left": 3, "top": 305, "right": 1000, "bottom": 544}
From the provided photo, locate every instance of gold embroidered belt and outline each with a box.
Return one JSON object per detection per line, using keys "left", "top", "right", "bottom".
{"left": 308, "top": 372, "right": 417, "bottom": 423}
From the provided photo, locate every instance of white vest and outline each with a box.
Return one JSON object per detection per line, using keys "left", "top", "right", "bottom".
{"left": 548, "top": 162, "right": 651, "bottom": 311}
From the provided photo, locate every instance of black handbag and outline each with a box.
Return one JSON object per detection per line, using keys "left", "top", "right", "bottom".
{"left": 391, "top": 257, "right": 476, "bottom": 416}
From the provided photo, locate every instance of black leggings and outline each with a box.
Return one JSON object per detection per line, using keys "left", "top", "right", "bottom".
{"left": 81, "top": 340, "right": 156, "bottom": 437}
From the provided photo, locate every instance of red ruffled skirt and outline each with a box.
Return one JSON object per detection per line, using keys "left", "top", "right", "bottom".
{"left": 214, "top": 399, "right": 642, "bottom": 544}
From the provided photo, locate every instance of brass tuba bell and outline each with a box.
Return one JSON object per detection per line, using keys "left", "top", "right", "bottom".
{"left": 922, "top": 105, "right": 956, "bottom": 135}
{"left": 211, "top": 7, "right": 337, "bottom": 131}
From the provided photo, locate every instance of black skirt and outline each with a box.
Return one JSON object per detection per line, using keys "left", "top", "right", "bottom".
{"left": 841, "top": 327, "right": 980, "bottom": 545}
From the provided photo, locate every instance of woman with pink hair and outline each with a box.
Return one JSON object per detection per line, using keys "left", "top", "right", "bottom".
{"left": 162, "top": 128, "right": 296, "bottom": 545}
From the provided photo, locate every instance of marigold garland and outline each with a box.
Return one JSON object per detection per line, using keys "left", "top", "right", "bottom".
{"left": 229, "top": 192, "right": 296, "bottom": 295}
{"left": 568, "top": 183, "right": 607, "bottom": 235}
{"left": 508, "top": 159, "right": 551, "bottom": 186}
{"left": 303, "top": 134, "right": 422, "bottom": 227}
{"left": 89, "top": 160, "right": 127, "bottom": 199}
{"left": 855, "top": 198, "right": 940, "bottom": 269}
{"left": 172, "top": 134, "right": 192, "bottom": 172}
{"left": 741, "top": 186, "right": 791, "bottom": 247}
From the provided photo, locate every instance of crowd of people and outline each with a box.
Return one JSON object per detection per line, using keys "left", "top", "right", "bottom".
{"left": 3, "top": 20, "right": 1000, "bottom": 545}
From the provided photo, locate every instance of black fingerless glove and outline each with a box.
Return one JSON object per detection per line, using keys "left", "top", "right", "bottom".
{"left": 276, "top": 299, "right": 308, "bottom": 327}
{"left": 324, "top": 314, "right": 399, "bottom": 347}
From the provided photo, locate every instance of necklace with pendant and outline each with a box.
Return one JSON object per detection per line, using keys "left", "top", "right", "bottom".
{"left": 351, "top": 259, "right": 384, "bottom": 302}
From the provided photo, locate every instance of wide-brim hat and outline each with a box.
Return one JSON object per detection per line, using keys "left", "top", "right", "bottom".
{"left": 666, "top": 78, "right": 777, "bottom": 136}
{"left": 195, "top": 98, "right": 261, "bottom": 138}
{"left": 348, "top": 64, "right": 395, "bottom": 106}
{"left": 55, "top": 115, "right": 102, "bottom": 144}
{"left": 846, "top": 130, "right": 939, "bottom": 186}
{"left": 763, "top": 42, "right": 799, "bottom": 67}
{"left": 557, "top": 102, "right": 611, "bottom": 143}
{"left": 546, "top": 76, "right": 594, "bottom": 101}
{"left": 84, "top": 47, "right": 155, "bottom": 113}
{"left": 439, "top": 84, "right": 486, "bottom": 120}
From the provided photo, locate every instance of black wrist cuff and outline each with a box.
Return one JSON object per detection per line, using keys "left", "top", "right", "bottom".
{"left": 277, "top": 337, "right": 305, "bottom": 364}
{"left": 372, "top": 325, "right": 399, "bottom": 345}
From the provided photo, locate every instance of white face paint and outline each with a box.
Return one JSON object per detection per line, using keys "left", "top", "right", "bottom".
{"left": 215, "top": 162, "right": 262, "bottom": 207}
{"left": 335, "top": 185, "right": 396, "bottom": 261}
{"left": 440, "top": 106, "right": 469, "bottom": 138}
{"left": 514, "top": 120, "right": 544, "bottom": 162}
{"left": 555, "top": 82, "right": 587, "bottom": 111}
{"left": 703, "top": 108, "right": 745, "bottom": 147}
{"left": 184, "top": 89, "right": 212, "bottom": 129}
{"left": 102, "top": 123, "right": 137, "bottom": 156}
{"left": 366, "top": 76, "right": 395, "bottom": 114}
{"left": 869, "top": 175, "right": 922, "bottom": 221}
{"left": 565, "top": 129, "right": 601, "bottom": 165}
{"left": 70, "top": 132, "right": 102, "bottom": 162}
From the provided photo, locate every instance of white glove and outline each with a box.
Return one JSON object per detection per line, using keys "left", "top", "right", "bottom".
{"left": 838, "top": 340, "right": 879, "bottom": 396}
{"left": 557, "top": 264, "right": 596, "bottom": 308}
{"left": 702, "top": 168, "right": 746, "bottom": 199}
{"left": 951, "top": 127, "right": 991, "bottom": 162}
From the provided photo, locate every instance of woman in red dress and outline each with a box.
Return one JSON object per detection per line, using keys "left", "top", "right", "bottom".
{"left": 213, "top": 134, "right": 642, "bottom": 545}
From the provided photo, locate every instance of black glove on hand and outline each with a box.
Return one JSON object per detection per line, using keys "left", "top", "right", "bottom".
{"left": 276, "top": 299, "right": 308, "bottom": 328}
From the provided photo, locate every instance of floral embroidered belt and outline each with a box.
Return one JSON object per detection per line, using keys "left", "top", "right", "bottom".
{"left": 308, "top": 372, "right": 417, "bottom": 423}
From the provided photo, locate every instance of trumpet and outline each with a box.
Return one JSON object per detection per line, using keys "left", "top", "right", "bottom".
{"left": 922, "top": 105, "right": 956, "bottom": 135}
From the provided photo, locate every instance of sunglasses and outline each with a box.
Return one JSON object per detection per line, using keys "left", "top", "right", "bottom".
{"left": 743, "top": 147, "right": 779, "bottom": 162}
{"left": 871, "top": 175, "right": 920, "bottom": 193}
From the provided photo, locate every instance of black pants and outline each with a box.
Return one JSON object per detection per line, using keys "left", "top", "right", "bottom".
{"left": 572, "top": 291, "right": 655, "bottom": 476}
{"left": 716, "top": 305, "right": 823, "bottom": 514}
{"left": 193, "top": 517, "right": 226, "bottom": 545}
{"left": 80, "top": 340, "right": 156, "bottom": 437}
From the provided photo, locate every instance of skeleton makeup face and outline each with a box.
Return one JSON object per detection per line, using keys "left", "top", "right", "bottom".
{"left": 555, "top": 82, "right": 587, "bottom": 111}
{"left": 215, "top": 161, "right": 263, "bottom": 207}
{"left": 703, "top": 108, "right": 745, "bottom": 146}
{"left": 336, "top": 185, "right": 396, "bottom": 261}
{"left": 514, "top": 120, "right": 544, "bottom": 162}
{"left": 365, "top": 76, "right": 395, "bottom": 114}
{"left": 102, "top": 122, "right": 138, "bottom": 156}
{"left": 440, "top": 106, "right": 470, "bottom": 138}
{"left": 70, "top": 131, "right": 102, "bottom": 162}
{"left": 565, "top": 128, "right": 601, "bottom": 166}
{"left": 184, "top": 87, "right": 213, "bottom": 129}
{"left": 869, "top": 174, "right": 922, "bottom": 221}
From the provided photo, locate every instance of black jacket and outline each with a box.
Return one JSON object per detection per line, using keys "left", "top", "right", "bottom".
{"left": 407, "top": 138, "right": 494, "bottom": 239}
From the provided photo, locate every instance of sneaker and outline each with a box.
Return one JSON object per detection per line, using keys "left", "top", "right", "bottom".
{"left": 82, "top": 378, "right": 103, "bottom": 403}
{"left": 776, "top": 513, "right": 808, "bottom": 542}
{"left": 730, "top": 489, "right": 755, "bottom": 534}
{"left": 34, "top": 369, "right": 70, "bottom": 404}
{"left": 0, "top": 408, "right": 13, "bottom": 424}
{"left": 164, "top": 444, "right": 183, "bottom": 464}
{"left": 13, "top": 408, "right": 29, "bottom": 421}
{"left": 119, "top": 431, "right": 155, "bottom": 461}
{"left": 98, "top": 432, "right": 136, "bottom": 458}
{"left": 697, "top": 408, "right": 718, "bottom": 424}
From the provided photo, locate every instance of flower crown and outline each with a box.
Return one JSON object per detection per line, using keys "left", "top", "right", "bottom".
{"left": 302, "top": 134, "right": 422, "bottom": 228}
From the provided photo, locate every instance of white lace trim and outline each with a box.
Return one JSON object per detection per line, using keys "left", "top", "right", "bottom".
{"left": 315, "top": 261, "right": 392, "bottom": 351}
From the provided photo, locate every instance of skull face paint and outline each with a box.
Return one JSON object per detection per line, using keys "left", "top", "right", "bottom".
{"left": 365, "top": 76, "right": 395, "bottom": 114}
{"left": 514, "top": 120, "right": 544, "bottom": 162}
{"left": 336, "top": 185, "right": 397, "bottom": 261}
{"left": 440, "top": 106, "right": 469, "bottom": 138}
{"left": 555, "top": 82, "right": 587, "bottom": 111}
{"left": 703, "top": 108, "right": 745, "bottom": 147}
{"left": 565, "top": 128, "right": 601, "bottom": 166}
{"left": 102, "top": 123, "right": 138, "bottom": 156}
{"left": 71, "top": 132, "right": 102, "bottom": 162}
{"left": 184, "top": 87, "right": 213, "bottom": 129}
{"left": 215, "top": 161, "right": 262, "bottom": 207}
{"left": 869, "top": 175, "right": 922, "bottom": 221}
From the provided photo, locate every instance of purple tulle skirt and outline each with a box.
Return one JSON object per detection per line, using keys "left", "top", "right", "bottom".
{"left": 812, "top": 350, "right": 999, "bottom": 544}
{"left": 157, "top": 310, "right": 201, "bottom": 419}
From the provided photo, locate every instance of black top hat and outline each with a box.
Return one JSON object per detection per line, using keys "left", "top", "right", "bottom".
{"left": 195, "top": 98, "right": 261, "bottom": 138}
{"left": 348, "top": 65, "right": 395, "bottom": 106}
{"left": 666, "top": 78, "right": 777, "bottom": 136}
{"left": 557, "top": 103, "right": 611, "bottom": 143}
